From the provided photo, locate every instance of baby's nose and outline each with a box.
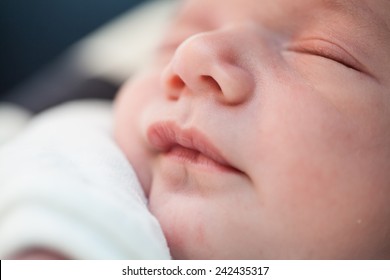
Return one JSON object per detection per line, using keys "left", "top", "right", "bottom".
{"left": 161, "top": 24, "right": 256, "bottom": 105}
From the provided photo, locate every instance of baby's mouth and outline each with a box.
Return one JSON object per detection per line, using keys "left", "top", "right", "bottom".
{"left": 146, "top": 121, "right": 242, "bottom": 174}
{"left": 164, "top": 145, "right": 240, "bottom": 173}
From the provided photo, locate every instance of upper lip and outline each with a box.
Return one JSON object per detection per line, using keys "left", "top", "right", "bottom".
{"left": 146, "top": 121, "right": 237, "bottom": 170}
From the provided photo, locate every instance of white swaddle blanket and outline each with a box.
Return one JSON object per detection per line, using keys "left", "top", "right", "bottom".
{"left": 0, "top": 101, "right": 170, "bottom": 259}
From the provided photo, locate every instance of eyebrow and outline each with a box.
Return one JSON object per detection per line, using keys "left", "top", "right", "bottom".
{"left": 321, "top": 0, "right": 390, "bottom": 35}
{"left": 318, "top": 0, "right": 390, "bottom": 57}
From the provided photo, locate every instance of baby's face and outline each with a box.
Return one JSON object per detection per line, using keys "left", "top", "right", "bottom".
{"left": 115, "top": 0, "right": 390, "bottom": 259}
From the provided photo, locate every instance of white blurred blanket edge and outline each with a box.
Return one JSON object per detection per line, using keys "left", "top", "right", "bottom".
{"left": 0, "top": 101, "right": 171, "bottom": 259}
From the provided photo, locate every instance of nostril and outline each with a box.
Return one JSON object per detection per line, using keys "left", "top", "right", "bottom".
{"left": 169, "top": 75, "right": 186, "bottom": 89}
{"left": 200, "top": 75, "right": 222, "bottom": 92}
{"left": 163, "top": 74, "right": 185, "bottom": 100}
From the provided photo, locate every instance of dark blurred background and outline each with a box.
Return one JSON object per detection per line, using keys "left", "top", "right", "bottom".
{"left": 0, "top": 0, "right": 146, "bottom": 97}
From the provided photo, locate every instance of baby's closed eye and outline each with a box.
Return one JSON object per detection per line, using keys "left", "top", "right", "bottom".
{"left": 285, "top": 38, "right": 364, "bottom": 73}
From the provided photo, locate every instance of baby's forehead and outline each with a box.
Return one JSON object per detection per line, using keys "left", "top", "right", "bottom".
{"left": 180, "top": 0, "right": 387, "bottom": 28}
{"left": 178, "top": 0, "right": 390, "bottom": 50}
{"left": 317, "top": 0, "right": 390, "bottom": 27}
{"left": 309, "top": 0, "right": 390, "bottom": 36}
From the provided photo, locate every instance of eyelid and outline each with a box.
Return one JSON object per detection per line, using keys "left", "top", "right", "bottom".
{"left": 287, "top": 38, "right": 364, "bottom": 72}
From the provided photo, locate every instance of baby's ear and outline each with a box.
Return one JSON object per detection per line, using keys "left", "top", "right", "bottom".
{"left": 8, "top": 248, "right": 70, "bottom": 260}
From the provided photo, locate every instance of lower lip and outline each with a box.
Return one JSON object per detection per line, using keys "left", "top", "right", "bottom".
{"left": 164, "top": 145, "right": 240, "bottom": 173}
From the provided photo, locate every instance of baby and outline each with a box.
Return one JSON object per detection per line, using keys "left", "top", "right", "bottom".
{"left": 114, "top": 0, "right": 390, "bottom": 259}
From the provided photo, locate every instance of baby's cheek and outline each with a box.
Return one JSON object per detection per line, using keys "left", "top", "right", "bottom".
{"left": 267, "top": 159, "right": 390, "bottom": 258}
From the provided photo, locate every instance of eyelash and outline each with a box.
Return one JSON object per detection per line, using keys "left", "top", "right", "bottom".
{"left": 287, "top": 39, "right": 362, "bottom": 72}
